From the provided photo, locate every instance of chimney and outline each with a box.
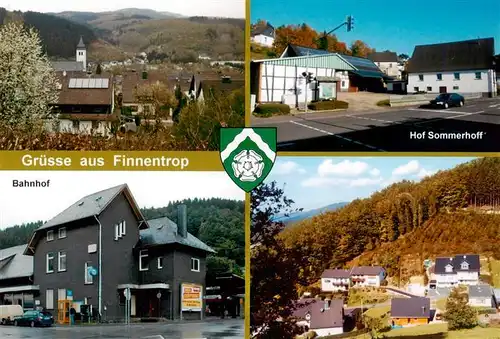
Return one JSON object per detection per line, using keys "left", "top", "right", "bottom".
{"left": 177, "top": 204, "right": 187, "bottom": 238}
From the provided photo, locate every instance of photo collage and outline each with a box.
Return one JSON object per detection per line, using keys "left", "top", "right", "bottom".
{"left": 0, "top": 0, "right": 499, "bottom": 339}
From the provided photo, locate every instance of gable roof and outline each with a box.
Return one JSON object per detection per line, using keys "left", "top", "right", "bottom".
{"left": 53, "top": 74, "right": 113, "bottom": 106}
{"left": 367, "top": 51, "right": 398, "bottom": 63}
{"left": 139, "top": 217, "right": 215, "bottom": 253}
{"left": 197, "top": 78, "right": 244, "bottom": 99}
{"left": 310, "top": 299, "right": 344, "bottom": 329}
{"left": 391, "top": 297, "right": 430, "bottom": 318}
{"left": 25, "top": 184, "right": 148, "bottom": 255}
{"left": 406, "top": 38, "right": 495, "bottom": 73}
{"left": 350, "top": 266, "right": 385, "bottom": 276}
{"left": 434, "top": 254, "right": 480, "bottom": 274}
{"left": 0, "top": 244, "right": 33, "bottom": 281}
{"left": 322, "top": 269, "right": 351, "bottom": 279}
{"left": 469, "top": 284, "right": 493, "bottom": 298}
{"left": 292, "top": 298, "right": 317, "bottom": 319}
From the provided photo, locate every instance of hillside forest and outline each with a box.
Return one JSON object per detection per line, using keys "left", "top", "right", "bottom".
{"left": 0, "top": 7, "right": 244, "bottom": 61}
{"left": 280, "top": 157, "right": 500, "bottom": 289}
{"left": 0, "top": 198, "right": 244, "bottom": 276}
{"left": 251, "top": 20, "right": 376, "bottom": 59}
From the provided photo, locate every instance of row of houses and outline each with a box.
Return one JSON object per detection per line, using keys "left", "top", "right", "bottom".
{"left": 321, "top": 266, "right": 386, "bottom": 292}
{"left": 47, "top": 38, "right": 244, "bottom": 136}
{"left": 250, "top": 37, "right": 497, "bottom": 109}
{"left": 0, "top": 184, "right": 244, "bottom": 323}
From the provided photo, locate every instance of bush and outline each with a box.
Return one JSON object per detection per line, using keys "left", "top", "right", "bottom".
{"left": 377, "top": 99, "right": 390, "bottom": 107}
{"left": 307, "top": 100, "right": 349, "bottom": 111}
{"left": 254, "top": 103, "right": 291, "bottom": 116}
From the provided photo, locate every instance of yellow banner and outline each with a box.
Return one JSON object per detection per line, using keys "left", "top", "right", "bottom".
{"left": 0, "top": 151, "right": 223, "bottom": 171}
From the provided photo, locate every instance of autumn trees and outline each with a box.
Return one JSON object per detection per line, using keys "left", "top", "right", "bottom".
{"left": 271, "top": 23, "right": 372, "bottom": 57}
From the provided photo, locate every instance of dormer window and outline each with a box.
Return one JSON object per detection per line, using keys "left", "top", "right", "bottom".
{"left": 445, "top": 264, "right": 453, "bottom": 273}
{"left": 305, "top": 313, "right": 311, "bottom": 321}
{"left": 460, "top": 261, "right": 469, "bottom": 270}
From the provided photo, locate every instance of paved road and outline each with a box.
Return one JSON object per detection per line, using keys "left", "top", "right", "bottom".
{"left": 252, "top": 97, "right": 500, "bottom": 151}
{"left": 0, "top": 319, "right": 243, "bottom": 339}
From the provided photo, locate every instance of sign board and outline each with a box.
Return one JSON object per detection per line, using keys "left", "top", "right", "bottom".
{"left": 181, "top": 283, "right": 203, "bottom": 312}
{"left": 88, "top": 267, "right": 98, "bottom": 276}
{"left": 67, "top": 290, "right": 73, "bottom": 297}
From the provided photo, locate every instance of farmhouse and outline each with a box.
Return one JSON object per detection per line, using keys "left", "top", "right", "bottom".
{"left": 321, "top": 269, "right": 350, "bottom": 292}
{"left": 22, "top": 184, "right": 214, "bottom": 323}
{"left": 251, "top": 22, "right": 275, "bottom": 48}
{"left": 406, "top": 38, "right": 497, "bottom": 97}
{"left": 434, "top": 254, "right": 480, "bottom": 288}
{"left": 320, "top": 266, "right": 386, "bottom": 292}
{"left": 367, "top": 51, "right": 400, "bottom": 78}
{"left": 390, "top": 297, "right": 431, "bottom": 327}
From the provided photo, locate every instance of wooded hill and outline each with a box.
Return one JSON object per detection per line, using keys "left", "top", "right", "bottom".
{"left": 0, "top": 7, "right": 244, "bottom": 61}
{"left": 281, "top": 157, "right": 500, "bottom": 285}
{"left": 0, "top": 198, "right": 244, "bottom": 275}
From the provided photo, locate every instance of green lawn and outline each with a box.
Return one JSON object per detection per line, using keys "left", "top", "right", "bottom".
{"left": 382, "top": 323, "right": 500, "bottom": 339}
{"left": 490, "top": 259, "right": 500, "bottom": 288}
{"left": 364, "top": 305, "right": 390, "bottom": 318}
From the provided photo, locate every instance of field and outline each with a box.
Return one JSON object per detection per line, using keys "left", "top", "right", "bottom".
{"left": 364, "top": 305, "right": 390, "bottom": 318}
{"left": 490, "top": 259, "right": 500, "bottom": 288}
{"left": 352, "top": 324, "right": 500, "bottom": 338}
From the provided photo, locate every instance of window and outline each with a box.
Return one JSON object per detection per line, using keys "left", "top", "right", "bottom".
{"left": 445, "top": 264, "right": 453, "bottom": 273}
{"left": 191, "top": 258, "right": 200, "bottom": 272}
{"left": 461, "top": 261, "right": 469, "bottom": 270}
{"left": 418, "top": 74, "right": 424, "bottom": 81}
{"left": 453, "top": 86, "right": 459, "bottom": 90}
{"left": 85, "top": 262, "right": 93, "bottom": 284}
{"left": 47, "top": 230, "right": 54, "bottom": 242}
{"left": 46, "top": 289, "right": 54, "bottom": 310}
{"left": 91, "top": 121, "right": 99, "bottom": 130}
{"left": 157, "top": 257, "right": 163, "bottom": 269}
{"left": 46, "top": 253, "right": 55, "bottom": 273}
{"left": 139, "top": 250, "right": 149, "bottom": 271}
{"left": 58, "top": 289, "right": 66, "bottom": 301}
{"left": 454, "top": 73, "right": 460, "bottom": 80}
{"left": 58, "top": 227, "right": 66, "bottom": 239}
{"left": 389, "top": 63, "right": 392, "bottom": 68}
{"left": 414, "top": 87, "right": 419, "bottom": 92}
{"left": 115, "top": 221, "right": 126, "bottom": 240}
{"left": 58, "top": 251, "right": 67, "bottom": 272}
{"left": 427, "top": 86, "right": 432, "bottom": 92}
{"left": 72, "top": 120, "right": 80, "bottom": 130}
{"left": 436, "top": 73, "right": 442, "bottom": 80}
{"left": 475, "top": 72, "right": 482, "bottom": 80}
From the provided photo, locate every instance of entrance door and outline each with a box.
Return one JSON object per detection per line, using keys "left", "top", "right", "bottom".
{"left": 130, "top": 295, "right": 136, "bottom": 316}
{"left": 439, "top": 86, "right": 447, "bottom": 93}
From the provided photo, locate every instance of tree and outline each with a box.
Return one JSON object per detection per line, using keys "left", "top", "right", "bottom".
{"left": 398, "top": 53, "right": 409, "bottom": 61}
{"left": 251, "top": 181, "right": 311, "bottom": 339}
{"left": 0, "top": 22, "right": 58, "bottom": 127}
{"left": 349, "top": 40, "right": 374, "bottom": 57}
{"left": 96, "top": 63, "right": 102, "bottom": 74}
{"left": 172, "top": 85, "right": 185, "bottom": 123}
{"left": 134, "top": 82, "right": 175, "bottom": 120}
{"left": 444, "top": 286, "right": 478, "bottom": 330}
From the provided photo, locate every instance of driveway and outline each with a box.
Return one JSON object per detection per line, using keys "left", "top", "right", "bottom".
{"left": 336, "top": 92, "right": 390, "bottom": 111}
{"left": 0, "top": 319, "right": 243, "bottom": 339}
{"left": 252, "top": 97, "right": 500, "bottom": 152}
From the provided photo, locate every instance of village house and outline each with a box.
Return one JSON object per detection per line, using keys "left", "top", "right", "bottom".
{"left": 309, "top": 299, "right": 344, "bottom": 337}
{"left": 468, "top": 285, "right": 496, "bottom": 308}
{"left": 0, "top": 245, "right": 37, "bottom": 311}
{"left": 321, "top": 269, "right": 351, "bottom": 292}
{"left": 251, "top": 22, "right": 275, "bottom": 48}
{"left": 434, "top": 254, "right": 480, "bottom": 288}
{"left": 48, "top": 71, "right": 115, "bottom": 136}
{"left": 406, "top": 38, "right": 497, "bottom": 96}
{"left": 350, "top": 266, "right": 386, "bottom": 288}
{"left": 367, "top": 51, "right": 400, "bottom": 78}
{"left": 193, "top": 76, "right": 245, "bottom": 103}
{"left": 23, "top": 184, "right": 214, "bottom": 323}
{"left": 390, "top": 297, "right": 431, "bottom": 327}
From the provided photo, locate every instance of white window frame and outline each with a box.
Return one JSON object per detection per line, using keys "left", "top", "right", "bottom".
{"left": 461, "top": 262, "right": 469, "bottom": 270}
{"left": 46, "top": 253, "right": 55, "bottom": 273}
{"left": 58, "top": 251, "right": 67, "bottom": 272}
{"left": 157, "top": 257, "right": 163, "bottom": 269}
{"left": 119, "top": 221, "right": 126, "bottom": 237}
{"left": 85, "top": 262, "right": 93, "bottom": 284}
{"left": 114, "top": 224, "right": 119, "bottom": 241}
{"left": 445, "top": 264, "right": 453, "bottom": 273}
{"left": 58, "top": 227, "right": 67, "bottom": 239}
{"left": 191, "top": 258, "right": 200, "bottom": 272}
{"left": 139, "top": 250, "right": 149, "bottom": 271}
{"left": 47, "top": 230, "right": 54, "bottom": 242}
{"left": 46, "top": 289, "right": 54, "bottom": 310}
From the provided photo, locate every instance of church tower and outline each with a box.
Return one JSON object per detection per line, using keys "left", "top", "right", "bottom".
{"left": 76, "top": 36, "right": 87, "bottom": 71}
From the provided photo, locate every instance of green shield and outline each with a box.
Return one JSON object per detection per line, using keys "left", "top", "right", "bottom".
{"left": 220, "top": 127, "right": 277, "bottom": 192}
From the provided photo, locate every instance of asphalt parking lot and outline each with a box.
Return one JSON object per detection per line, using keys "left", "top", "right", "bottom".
{"left": 0, "top": 319, "right": 243, "bottom": 339}
{"left": 252, "top": 97, "right": 500, "bottom": 151}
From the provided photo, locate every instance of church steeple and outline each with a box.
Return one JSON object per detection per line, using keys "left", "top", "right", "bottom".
{"left": 77, "top": 36, "right": 86, "bottom": 49}
{"left": 76, "top": 36, "right": 87, "bottom": 71}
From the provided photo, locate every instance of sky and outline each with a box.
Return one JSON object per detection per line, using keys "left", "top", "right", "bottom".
{"left": 0, "top": 171, "right": 244, "bottom": 229}
{"left": 3, "top": 0, "right": 244, "bottom": 18}
{"left": 251, "top": 0, "right": 500, "bottom": 55}
{"left": 266, "top": 157, "right": 477, "bottom": 211}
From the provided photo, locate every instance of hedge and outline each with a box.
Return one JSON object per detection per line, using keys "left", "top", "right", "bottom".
{"left": 254, "top": 103, "right": 291, "bottom": 117}
{"left": 307, "top": 100, "right": 349, "bottom": 111}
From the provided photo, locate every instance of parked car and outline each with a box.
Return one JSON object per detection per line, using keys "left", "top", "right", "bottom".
{"left": 429, "top": 93, "right": 465, "bottom": 109}
{"left": 0, "top": 305, "right": 23, "bottom": 325}
{"left": 13, "top": 310, "right": 54, "bottom": 327}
